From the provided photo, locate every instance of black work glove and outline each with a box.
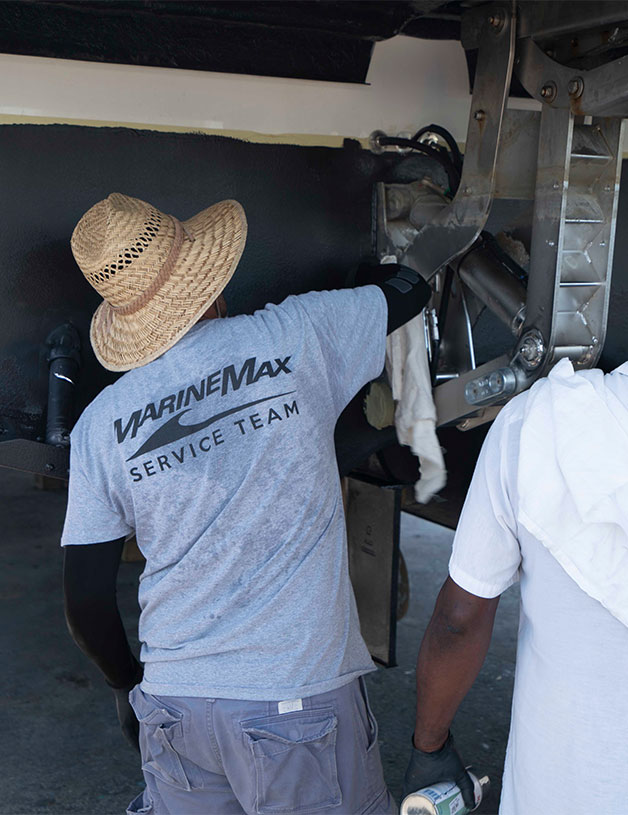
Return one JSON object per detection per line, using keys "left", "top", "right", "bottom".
{"left": 402, "top": 732, "right": 476, "bottom": 811}
{"left": 108, "top": 658, "right": 143, "bottom": 753}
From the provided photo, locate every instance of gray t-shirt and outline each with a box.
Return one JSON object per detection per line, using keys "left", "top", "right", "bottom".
{"left": 61, "top": 287, "right": 387, "bottom": 700}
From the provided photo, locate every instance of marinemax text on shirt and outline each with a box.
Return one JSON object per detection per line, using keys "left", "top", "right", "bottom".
{"left": 114, "top": 355, "right": 292, "bottom": 444}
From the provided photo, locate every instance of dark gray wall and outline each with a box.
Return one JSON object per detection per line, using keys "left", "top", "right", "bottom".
{"left": 0, "top": 124, "right": 390, "bottom": 441}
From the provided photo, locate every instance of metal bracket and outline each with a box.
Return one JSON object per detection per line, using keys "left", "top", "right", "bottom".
{"left": 0, "top": 438, "right": 69, "bottom": 481}
{"left": 402, "top": 2, "right": 516, "bottom": 279}
{"left": 516, "top": 37, "right": 628, "bottom": 117}
{"left": 516, "top": 109, "right": 624, "bottom": 379}
{"left": 517, "top": 1, "right": 628, "bottom": 41}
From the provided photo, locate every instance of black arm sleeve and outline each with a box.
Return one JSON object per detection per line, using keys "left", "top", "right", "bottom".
{"left": 356, "top": 263, "right": 432, "bottom": 334}
{"left": 63, "top": 539, "right": 141, "bottom": 690}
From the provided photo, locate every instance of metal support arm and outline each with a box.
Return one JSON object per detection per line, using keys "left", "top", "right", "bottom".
{"left": 402, "top": 2, "right": 516, "bottom": 280}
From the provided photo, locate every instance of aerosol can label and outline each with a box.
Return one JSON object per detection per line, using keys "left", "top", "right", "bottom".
{"left": 400, "top": 771, "right": 488, "bottom": 815}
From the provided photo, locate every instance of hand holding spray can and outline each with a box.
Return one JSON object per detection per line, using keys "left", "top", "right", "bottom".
{"left": 400, "top": 771, "right": 490, "bottom": 815}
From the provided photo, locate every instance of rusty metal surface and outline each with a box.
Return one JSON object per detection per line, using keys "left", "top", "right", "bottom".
{"left": 516, "top": 37, "right": 628, "bottom": 117}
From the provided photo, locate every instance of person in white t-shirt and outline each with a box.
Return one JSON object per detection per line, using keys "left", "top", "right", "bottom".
{"left": 402, "top": 359, "right": 628, "bottom": 815}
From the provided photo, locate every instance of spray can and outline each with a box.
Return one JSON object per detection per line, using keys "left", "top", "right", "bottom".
{"left": 400, "top": 771, "right": 490, "bottom": 815}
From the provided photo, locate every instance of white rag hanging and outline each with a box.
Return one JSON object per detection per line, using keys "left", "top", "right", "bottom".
{"left": 518, "top": 357, "right": 628, "bottom": 628}
{"left": 386, "top": 314, "right": 446, "bottom": 503}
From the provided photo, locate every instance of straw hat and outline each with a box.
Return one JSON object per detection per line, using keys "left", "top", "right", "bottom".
{"left": 71, "top": 192, "right": 247, "bottom": 371}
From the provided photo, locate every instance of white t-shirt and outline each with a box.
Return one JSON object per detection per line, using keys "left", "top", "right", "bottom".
{"left": 449, "top": 370, "right": 628, "bottom": 815}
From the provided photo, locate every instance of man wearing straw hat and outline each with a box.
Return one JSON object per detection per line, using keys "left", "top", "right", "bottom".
{"left": 61, "top": 192, "right": 431, "bottom": 815}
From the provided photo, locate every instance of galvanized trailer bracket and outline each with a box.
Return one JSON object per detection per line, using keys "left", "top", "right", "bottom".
{"left": 402, "top": 2, "right": 516, "bottom": 280}
{"left": 374, "top": 2, "right": 628, "bottom": 428}
{"left": 411, "top": 5, "right": 628, "bottom": 427}
{"left": 511, "top": 35, "right": 628, "bottom": 382}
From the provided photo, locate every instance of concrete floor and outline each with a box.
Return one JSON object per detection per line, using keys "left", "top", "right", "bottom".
{"left": 1, "top": 468, "right": 518, "bottom": 815}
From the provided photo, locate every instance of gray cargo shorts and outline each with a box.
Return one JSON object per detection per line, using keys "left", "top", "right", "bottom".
{"left": 126, "top": 676, "right": 396, "bottom": 815}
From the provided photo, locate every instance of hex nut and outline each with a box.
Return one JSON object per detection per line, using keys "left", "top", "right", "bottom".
{"left": 567, "top": 77, "right": 584, "bottom": 98}
{"left": 541, "top": 82, "right": 557, "bottom": 101}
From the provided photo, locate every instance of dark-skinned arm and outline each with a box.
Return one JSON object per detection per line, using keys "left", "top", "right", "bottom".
{"left": 403, "top": 577, "right": 499, "bottom": 807}
{"left": 63, "top": 539, "right": 142, "bottom": 750}
{"left": 414, "top": 576, "right": 500, "bottom": 751}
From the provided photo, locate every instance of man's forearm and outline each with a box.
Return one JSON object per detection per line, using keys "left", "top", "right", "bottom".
{"left": 414, "top": 577, "right": 499, "bottom": 752}
{"left": 63, "top": 539, "right": 140, "bottom": 689}
{"left": 66, "top": 596, "right": 140, "bottom": 688}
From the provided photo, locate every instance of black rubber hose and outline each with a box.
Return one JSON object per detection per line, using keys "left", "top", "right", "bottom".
{"left": 412, "top": 124, "right": 463, "bottom": 174}
{"left": 378, "top": 136, "right": 460, "bottom": 194}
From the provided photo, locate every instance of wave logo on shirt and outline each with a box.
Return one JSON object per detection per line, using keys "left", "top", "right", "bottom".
{"left": 127, "top": 390, "right": 296, "bottom": 460}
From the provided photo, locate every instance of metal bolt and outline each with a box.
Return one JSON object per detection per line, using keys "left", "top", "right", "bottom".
{"left": 567, "top": 77, "right": 584, "bottom": 98}
{"left": 600, "top": 241, "right": 607, "bottom": 247}
{"left": 464, "top": 187, "right": 472, "bottom": 195}
{"left": 547, "top": 240, "right": 556, "bottom": 247}
{"left": 368, "top": 130, "right": 387, "bottom": 155}
{"left": 552, "top": 181, "right": 560, "bottom": 190}
{"left": 541, "top": 82, "right": 557, "bottom": 101}
{"left": 518, "top": 332, "right": 545, "bottom": 368}
{"left": 604, "top": 184, "right": 612, "bottom": 192}
{"left": 44, "top": 463, "right": 55, "bottom": 472}
{"left": 474, "top": 110, "right": 485, "bottom": 121}
{"left": 488, "top": 10, "right": 504, "bottom": 29}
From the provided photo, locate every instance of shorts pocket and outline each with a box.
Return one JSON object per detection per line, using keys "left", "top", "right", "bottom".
{"left": 242, "top": 707, "right": 341, "bottom": 814}
{"left": 129, "top": 687, "right": 192, "bottom": 791}
{"left": 359, "top": 678, "right": 379, "bottom": 754}
{"left": 126, "top": 790, "right": 153, "bottom": 815}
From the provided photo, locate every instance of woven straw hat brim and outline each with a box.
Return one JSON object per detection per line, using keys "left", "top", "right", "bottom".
{"left": 89, "top": 200, "right": 247, "bottom": 372}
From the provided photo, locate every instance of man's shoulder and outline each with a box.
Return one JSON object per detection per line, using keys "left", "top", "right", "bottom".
{"left": 272, "top": 286, "right": 383, "bottom": 323}
{"left": 71, "top": 372, "right": 135, "bottom": 444}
